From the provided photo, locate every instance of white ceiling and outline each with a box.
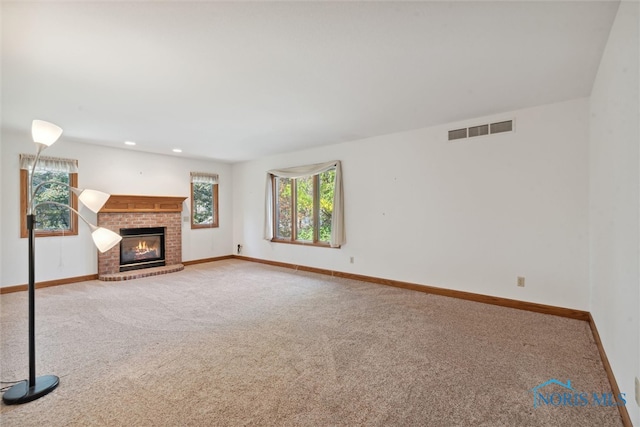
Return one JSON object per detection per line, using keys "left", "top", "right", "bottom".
{"left": 1, "top": 1, "right": 620, "bottom": 163}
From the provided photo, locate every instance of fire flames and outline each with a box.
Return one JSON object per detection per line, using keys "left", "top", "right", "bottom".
{"left": 133, "top": 240, "right": 156, "bottom": 257}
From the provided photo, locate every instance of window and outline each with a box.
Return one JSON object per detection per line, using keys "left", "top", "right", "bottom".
{"left": 19, "top": 154, "right": 79, "bottom": 238}
{"left": 191, "top": 172, "right": 219, "bottom": 229}
{"left": 266, "top": 161, "right": 345, "bottom": 248}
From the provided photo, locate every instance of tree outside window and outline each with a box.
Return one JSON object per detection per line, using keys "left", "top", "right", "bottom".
{"left": 275, "top": 178, "right": 292, "bottom": 239}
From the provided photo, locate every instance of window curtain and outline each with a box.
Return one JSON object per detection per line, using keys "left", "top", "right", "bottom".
{"left": 19, "top": 154, "right": 78, "bottom": 173}
{"left": 190, "top": 172, "right": 219, "bottom": 184}
{"left": 264, "top": 160, "right": 345, "bottom": 248}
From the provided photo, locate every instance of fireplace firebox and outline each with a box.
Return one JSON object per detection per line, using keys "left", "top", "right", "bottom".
{"left": 119, "top": 227, "right": 166, "bottom": 272}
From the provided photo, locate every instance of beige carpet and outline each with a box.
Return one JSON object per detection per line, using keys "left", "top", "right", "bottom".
{"left": 0, "top": 260, "right": 623, "bottom": 426}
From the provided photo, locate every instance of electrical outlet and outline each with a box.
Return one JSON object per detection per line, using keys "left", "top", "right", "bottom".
{"left": 350, "top": 257, "right": 355, "bottom": 264}
{"left": 635, "top": 376, "right": 640, "bottom": 406}
{"left": 517, "top": 276, "right": 525, "bottom": 287}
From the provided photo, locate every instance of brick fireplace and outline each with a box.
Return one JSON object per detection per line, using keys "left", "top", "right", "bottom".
{"left": 97, "top": 195, "right": 187, "bottom": 281}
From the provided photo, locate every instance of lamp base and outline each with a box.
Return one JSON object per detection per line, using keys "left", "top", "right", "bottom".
{"left": 2, "top": 375, "right": 59, "bottom": 404}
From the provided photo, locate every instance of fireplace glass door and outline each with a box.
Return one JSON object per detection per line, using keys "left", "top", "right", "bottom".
{"left": 119, "top": 227, "right": 166, "bottom": 271}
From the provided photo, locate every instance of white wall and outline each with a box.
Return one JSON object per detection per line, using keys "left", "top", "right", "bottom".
{"left": 589, "top": 2, "right": 640, "bottom": 425}
{"left": 0, "top": 130, "right": 234, "bottom": 287}
{"left": 233, "top": 98, "right": 590, "bottom": 310}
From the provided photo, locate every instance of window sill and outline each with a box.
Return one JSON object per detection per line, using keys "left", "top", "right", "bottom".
{"left": 270, "top": 238, "right": 339, "bottom": 249}
{"left": 21, "top": 230, "right": 79, "bottom": 238}
{"left": 191, "top": 224, "right": 219, "bottom": 230}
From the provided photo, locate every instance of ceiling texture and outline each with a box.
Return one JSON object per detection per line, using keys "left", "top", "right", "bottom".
{"left": 1, "top": 1, "right": 620, "bottom": 163}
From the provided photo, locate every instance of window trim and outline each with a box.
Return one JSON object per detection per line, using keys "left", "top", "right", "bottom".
{"left": 271, "top": 172, "right": 333, "bottom": 248}
{"left": 20, "top": 169, "right": 79, "bottom": 238}
{"left": 190, "top": 181, "right": 219, "bottom": 229}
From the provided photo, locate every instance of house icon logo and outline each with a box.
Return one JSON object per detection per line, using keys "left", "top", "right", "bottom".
{"left": 531, "top": 379, "right": 575, "bottom": 408}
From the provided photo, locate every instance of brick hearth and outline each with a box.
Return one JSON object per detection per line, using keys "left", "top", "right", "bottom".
{"left": 97, "top": 195, "right": 187, "bottom": 281}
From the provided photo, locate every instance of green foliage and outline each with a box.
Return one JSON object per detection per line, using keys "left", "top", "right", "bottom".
{"left": 32, "top": 170, "right": 72, "bottom": 230}
{"left": 296, "top": 176, "right": 313, "bottom": 241}
{"left": 318, "top": 169, "right": 335, "bottom": 242}
{"left": 276, "top": 178, "right": 292, "bottom": 238}
{"left": 193, "top": 182, "right": 214, "bottom": 224}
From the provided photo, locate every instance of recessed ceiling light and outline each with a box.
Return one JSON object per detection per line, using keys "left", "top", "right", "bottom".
{"left": 124, "top": 141, "right": 136, "bottom": 146}
{"left": 172, "top": 148, "right": 182, "bottom": 153}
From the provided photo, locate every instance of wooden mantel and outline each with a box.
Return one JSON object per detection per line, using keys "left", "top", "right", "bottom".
{"left": 100, "top": 195, "right": 187, "bottom": 213}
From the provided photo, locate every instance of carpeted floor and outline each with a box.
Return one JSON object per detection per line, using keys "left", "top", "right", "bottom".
{"left": 0, "top": 259, "right": 623, "bottom": 426}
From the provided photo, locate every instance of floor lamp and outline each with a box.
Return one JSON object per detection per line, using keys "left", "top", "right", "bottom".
{"left": 2, "top": 120, "right": 122, "bottom": 405}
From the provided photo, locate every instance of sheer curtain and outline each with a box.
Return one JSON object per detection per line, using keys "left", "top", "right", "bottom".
{"left": 20, "top": 154, "right": 78, "bottom": 173}
{"left": 190, "top": 172, "right": 219, "bottom": 184}
{"left": 264, "top": 160, "right": 344, "bottom": 248}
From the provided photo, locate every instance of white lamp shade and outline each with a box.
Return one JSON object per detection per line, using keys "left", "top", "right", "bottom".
{"left": 78, "top": 190, "right": 111, "bottom": 213}
{"left": 32, "top": 120, "right": 63, "bottom": 146}
{"left": 91, "top": 227, "right": 122, "bottom": 253}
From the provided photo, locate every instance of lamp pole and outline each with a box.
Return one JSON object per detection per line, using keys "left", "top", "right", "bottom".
{"left": 27, "top": 214, "right": 35, "bottom": 385}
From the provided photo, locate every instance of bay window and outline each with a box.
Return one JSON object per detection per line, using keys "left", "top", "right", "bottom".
{"left": 266, "top": 161, "right": 345, "bottom": 248}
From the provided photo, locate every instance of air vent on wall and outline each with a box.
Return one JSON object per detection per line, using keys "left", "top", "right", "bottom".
{"left": 448, "top": 119, "right": 514, "bottom": 141}
{"left": 448, "top": 128, "right": 467, "bottom": 141}
{"left": 468, "top": 124, "right": 488, "bottom": 138}
{"left": 490, "top": 120, "right": 513, "bottom": 134}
